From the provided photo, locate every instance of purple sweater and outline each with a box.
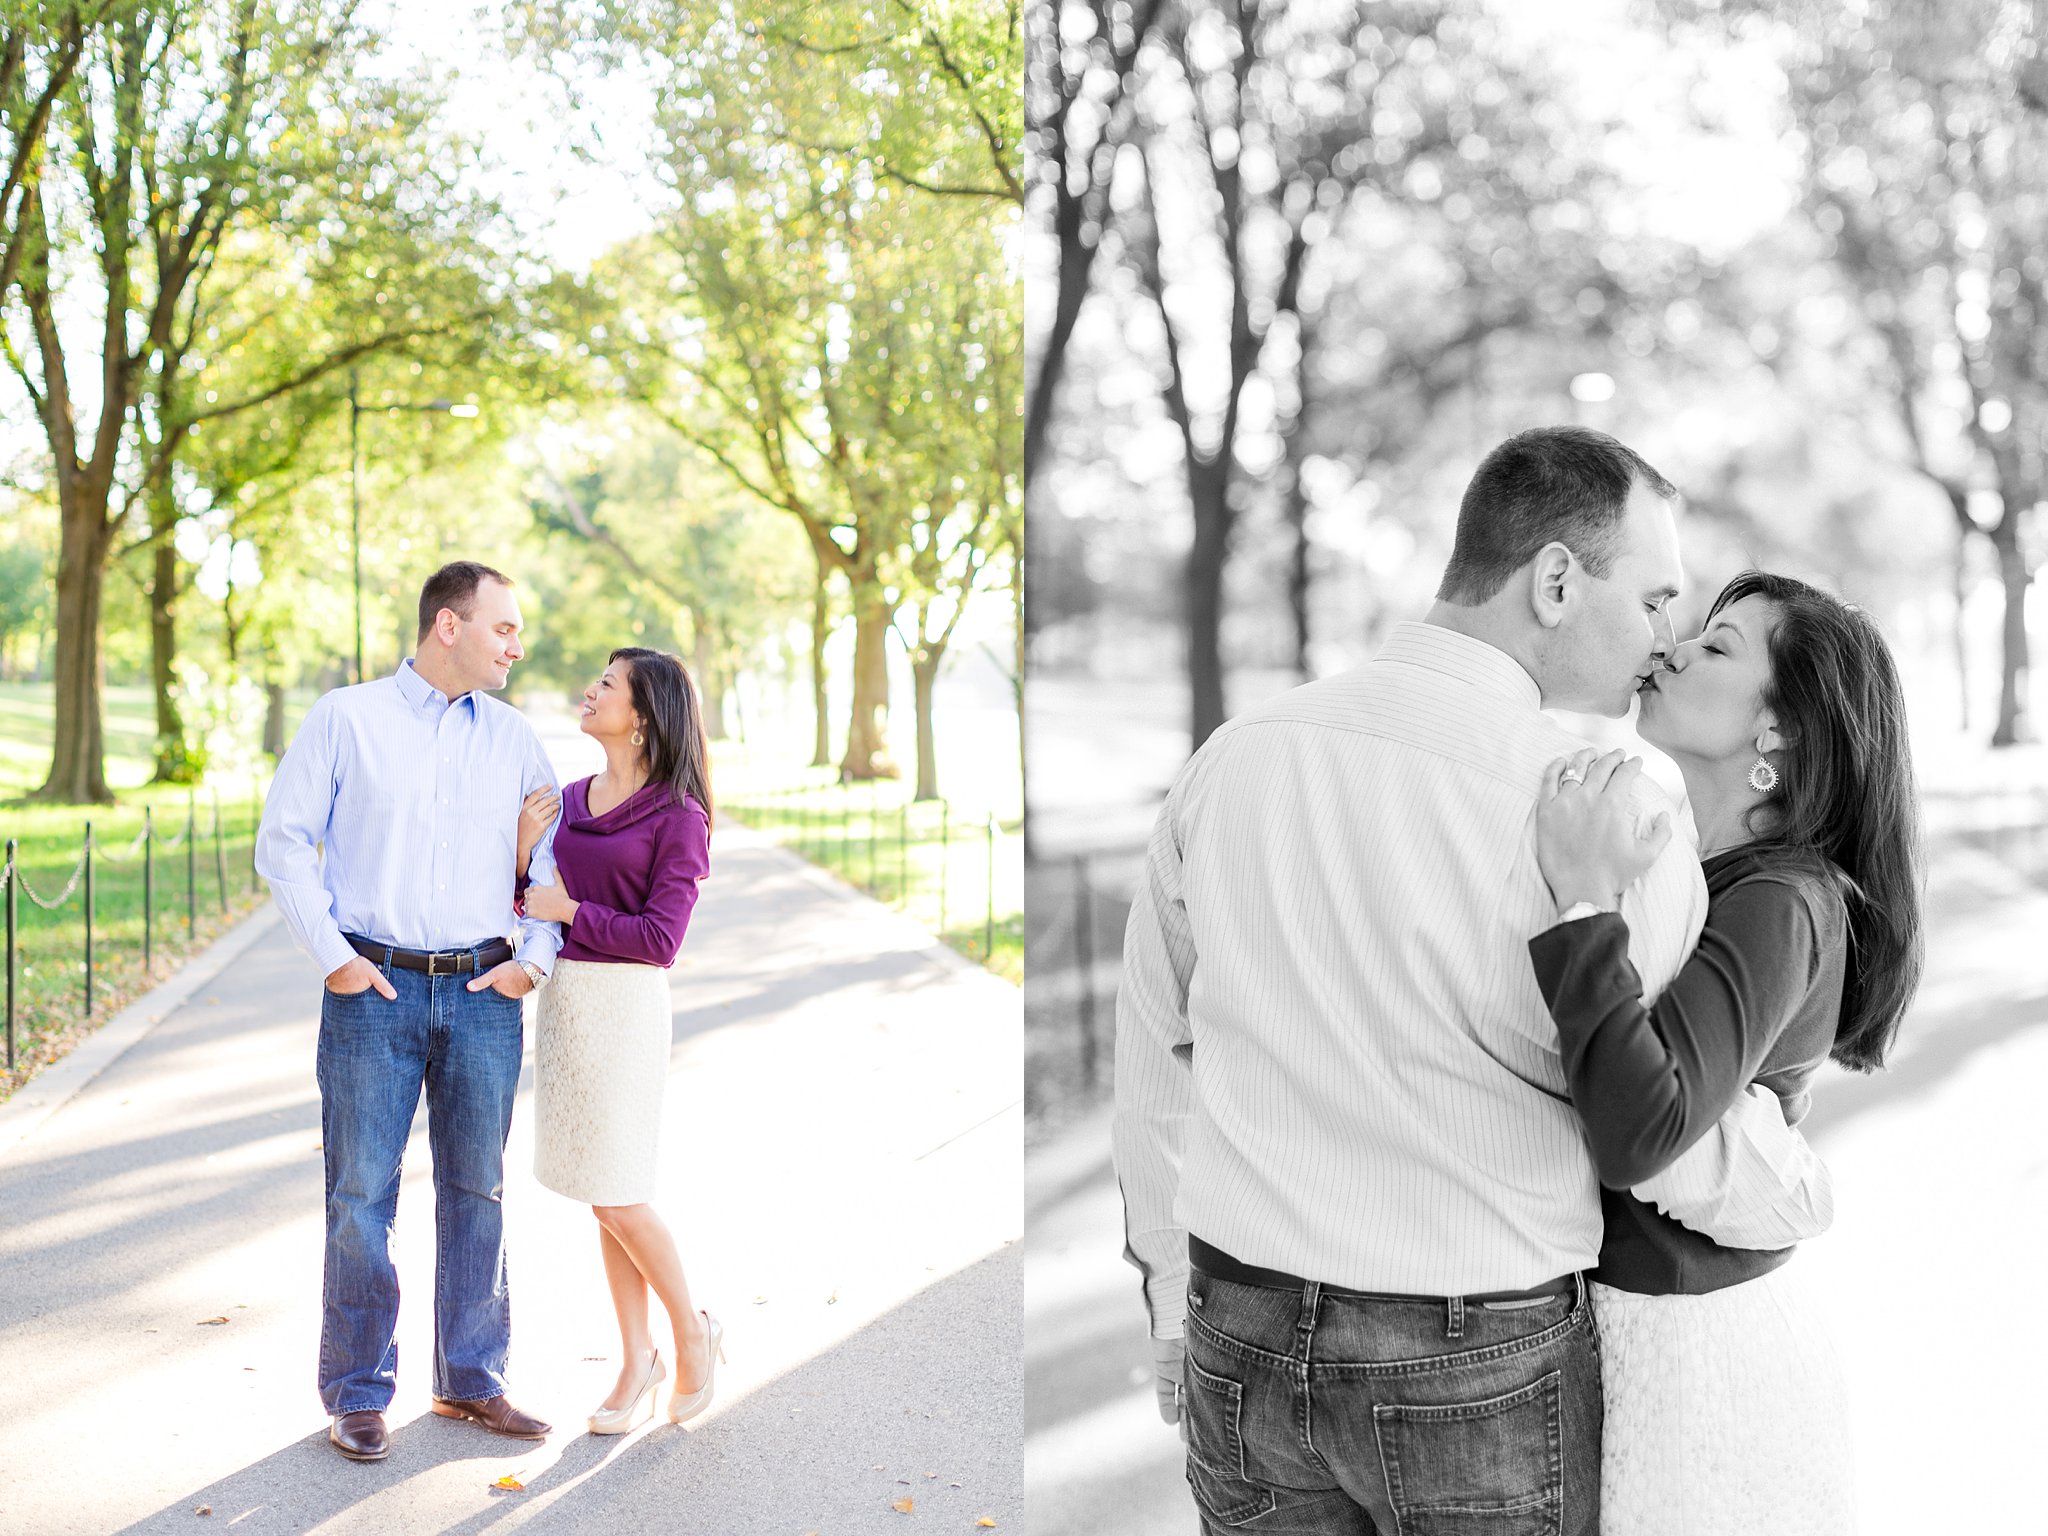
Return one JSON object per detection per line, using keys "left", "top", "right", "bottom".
{"left": 544, "top": 777, "right": 710, "bottom": 967}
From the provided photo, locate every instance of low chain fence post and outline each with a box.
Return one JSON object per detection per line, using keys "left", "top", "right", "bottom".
{"left": 940, "top": 803, "right": 950, "bottom": 934}
{"left": 213, "top": 790, "right": 228, "bottom": 913}
{"left": 144, "top": 807, "right": 155, "bottom": 970}
{"left": 5, "top": 839, "right": 15, "bottom": 1072}
{"left": 83, "top": 822, "right": 94, "bottom": 1019}
{"left": 186, "top": 793, "right": 197, "bottom": 943}
{"left": 985, "top": 814, "right": 996, "bottom": 961}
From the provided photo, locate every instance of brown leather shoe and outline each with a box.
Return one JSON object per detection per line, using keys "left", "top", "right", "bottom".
{"left": 330, "top": 1409, "right": 390, "bottom": 1461}
{"left": 430, "top": 1394, "right": 552, "bottom": 1439}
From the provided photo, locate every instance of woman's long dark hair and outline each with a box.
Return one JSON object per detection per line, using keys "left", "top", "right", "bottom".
{"left": 1711, "top": 571, "right": 1922, "bottom": 1071}
{"left": 611, "top": 647, "right": 714, "bottom": 827}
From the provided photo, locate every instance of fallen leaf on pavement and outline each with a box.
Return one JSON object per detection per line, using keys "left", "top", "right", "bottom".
{"left": 492, "top": 1475, "right": 524, "bottom": 1491}
{"left": 977, "top": 1520, "right": 998, "bottom": 1529}
{"left": 194, "top": 1508, "right": 212, "bottom": 1517}
{"left": 891, "top": 1496, "right": 914, "bottom": 1513}
{"left": 197, "top": 1317, "right": 228, "bottom": 1326}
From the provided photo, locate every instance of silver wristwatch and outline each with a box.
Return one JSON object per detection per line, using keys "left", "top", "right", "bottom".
{"left": 519, "top": 960, "right": 547, "bottom": 990}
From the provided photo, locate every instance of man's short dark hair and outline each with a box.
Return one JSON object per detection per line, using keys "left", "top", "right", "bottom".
{"left": 417, "top": 561, "right": 513, "bottom": 644}
{"left": 1435, "top": 426, "right": 1677, "bottom": 605}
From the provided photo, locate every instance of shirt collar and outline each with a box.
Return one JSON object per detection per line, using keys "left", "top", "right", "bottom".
{"left": 394, "top": 657, "right": 477, "bottom": 718}
{"left": 1379, "top": 621, "right": 1541, "bottom": 712}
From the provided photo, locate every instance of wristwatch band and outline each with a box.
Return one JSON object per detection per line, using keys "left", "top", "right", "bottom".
{"left": 519, "top": 960, "right": 547, "bottom": 990}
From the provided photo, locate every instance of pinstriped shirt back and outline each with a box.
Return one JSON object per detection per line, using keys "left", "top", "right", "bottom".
{"left": 1113, "top": 623, "right": 1709, "bottom": 1335}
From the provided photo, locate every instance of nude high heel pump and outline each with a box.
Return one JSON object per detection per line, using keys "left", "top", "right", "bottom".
{"left": 588, "top": 1348, "right": 667, "bottom": 1435}
{"left": 668, "top": 1312, "right": 725, "bottom": 1425}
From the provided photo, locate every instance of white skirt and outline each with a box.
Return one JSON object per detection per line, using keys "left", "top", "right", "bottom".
{"left": 1592, "top": 1269, "right": 1857, "bottom": 1535}
{"left": 532, "top": 957, "right": 673, "bottom": 1205}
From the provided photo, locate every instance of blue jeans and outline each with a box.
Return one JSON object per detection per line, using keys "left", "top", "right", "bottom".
{"left": 1182, "top": 1266, "right": 1602, "bottom": 1535}
{"left": 314, "top": 955, "right": 525, "bottom": 1415}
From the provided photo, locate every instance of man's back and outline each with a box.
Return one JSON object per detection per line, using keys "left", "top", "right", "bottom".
{"left": 1114, "top": 623, "right": 1706, "bottom": 1326}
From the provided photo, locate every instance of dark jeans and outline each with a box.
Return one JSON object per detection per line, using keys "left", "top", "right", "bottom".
{"left": 314, "top": 956, "right": 525, "bottom": 1415}
{"left": 1182, "top": 1265, "right": 1602, "bottom": 1535}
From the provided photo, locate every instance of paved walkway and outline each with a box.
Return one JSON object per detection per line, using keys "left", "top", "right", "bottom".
{"left": 1024, "top": 837, "right": 2048, "bottom": 1535}
{"left": 0, "top": 774, "right": 1021, "bottom": 1532}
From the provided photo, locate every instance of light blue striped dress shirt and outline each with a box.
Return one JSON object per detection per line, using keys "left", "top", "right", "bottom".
{"left": 256, "top": 659, "right": 563, "bottom": 980}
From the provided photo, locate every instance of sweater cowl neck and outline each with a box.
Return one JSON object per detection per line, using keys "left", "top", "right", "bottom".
{"left": 569, "top": 776, "right": 680, "bottom": 834}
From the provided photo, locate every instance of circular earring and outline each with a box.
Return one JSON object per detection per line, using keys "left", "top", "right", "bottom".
{"left": 1747, "top": 756, "right": 1779, "bottom": 794}
{"left": 630, "top": 729, "right": 644, "bottom": 748}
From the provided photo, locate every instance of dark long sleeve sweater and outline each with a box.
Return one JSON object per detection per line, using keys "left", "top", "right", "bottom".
{"left": 1528, "top": 845, "right": 1848, "bottom": 1295}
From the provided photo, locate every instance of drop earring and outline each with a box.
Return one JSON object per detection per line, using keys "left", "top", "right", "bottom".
{"left": 1747, "top": 756, "right": 1778, "bottom": 794}
{"left": 631, "top": 729, "right": 644, "bottom": 747}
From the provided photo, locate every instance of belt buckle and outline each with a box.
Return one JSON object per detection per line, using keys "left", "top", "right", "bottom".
{"left": 426, "top": 951, "right": 452, "bottom": 977}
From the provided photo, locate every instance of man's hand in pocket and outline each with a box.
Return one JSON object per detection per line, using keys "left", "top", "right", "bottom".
{"left": 324, "top": 956, "right": 396, "bottom": 999}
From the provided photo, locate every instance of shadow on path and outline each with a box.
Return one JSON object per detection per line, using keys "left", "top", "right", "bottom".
{"left": 113, "top": 1246, "right": 1022, "bottom": 1536}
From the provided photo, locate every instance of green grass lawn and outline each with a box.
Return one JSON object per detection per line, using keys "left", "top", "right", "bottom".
{"left": 718, "top": 759, "right": 1024, "bottom": 985}
{"left": 0, "top": 683, "right": 273, "bottom": 1099}
{"left": 0, "top": 787, "right": 269, "bottom": 1098}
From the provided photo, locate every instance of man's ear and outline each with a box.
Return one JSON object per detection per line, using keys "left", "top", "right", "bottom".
{"left": 433, "top": 607, "right": 461, "bottom": 648}
{"left": 1529, "top": 543, "right": 1574, "bottom": 631}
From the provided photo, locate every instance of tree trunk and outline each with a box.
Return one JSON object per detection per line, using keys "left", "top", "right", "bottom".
{"left": 1186, "top": 457, "right": 1232, "bottom": 751}
{"left": 148, "top": 480, "right": 196, "bottom": 783}
{"left": 840, "top": 580, "right": 895, "bottom": 780}
{"left": 810, "top": 544, "right": 833, "bottom": 768}
{"left": 1953, "top": 517, "right": 1971, "bottom": 734}
{"left": 692, "top": 624, "right": 728, "bottom": 741}
{"left": 263, "top": 679, "right": 288, "bottom": 758}
{"left": 911, "top": 652, "right": 942, "bottom": 802}
{"left": 1022, "top": 187, "right": 1099, "bottom": 489}
{"left": 1991, "top": 522, "right": 2032, "bottom": 746}
{"left": 36, "top": 493, "right": 116, "bottom": 803}
{"left": 1282, "top": 456, "right": 1312, "bottom": 682}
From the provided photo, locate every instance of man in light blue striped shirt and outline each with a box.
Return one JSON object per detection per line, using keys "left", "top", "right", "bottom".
{"left": 257, "top": 561, "right": 563, "bottom": 1462}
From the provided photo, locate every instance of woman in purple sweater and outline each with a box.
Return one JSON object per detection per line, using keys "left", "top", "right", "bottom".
{"left": 516, "top": 647, "right": 722, "bottom": 1435}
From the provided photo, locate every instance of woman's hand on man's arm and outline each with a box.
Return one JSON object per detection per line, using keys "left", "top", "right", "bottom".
{"left": 515, "top": 786, "right": 561, "bottom": 879}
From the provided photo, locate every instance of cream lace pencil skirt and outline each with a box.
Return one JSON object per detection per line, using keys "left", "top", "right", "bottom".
{"left": 532, "top": 957, "right": 673, "bottom": 1205}
{"left": 1593, "top": 1267, "right": 1856, "bottom": 1535}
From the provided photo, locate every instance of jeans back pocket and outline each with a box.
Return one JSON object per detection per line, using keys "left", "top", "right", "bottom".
{"left": 1373, "top": 1370, "right": 1563, "bottom": 1535}
{"left": 1183, "top": 1354, "right": 1277, "bottom": 1527}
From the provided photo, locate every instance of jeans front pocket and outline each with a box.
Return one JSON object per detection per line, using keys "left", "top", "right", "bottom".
{"left": 1373, "top": 1371, "right": 1562, "bottom": 1536}
{"left": 1183, "top": 1352, "right": 1277, "bottom": 1527}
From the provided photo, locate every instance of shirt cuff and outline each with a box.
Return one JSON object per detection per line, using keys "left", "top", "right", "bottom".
{"left": 312, "top": 927, "right": 359, "bottom": 979}
{"left": 513, "top": 931, "right": 559, "bottom": 976}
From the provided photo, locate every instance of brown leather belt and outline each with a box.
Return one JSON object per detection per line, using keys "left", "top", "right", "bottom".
{"left": 346, "top": 934, "right": 513, "bottom": 976}
{"left": 1190, "top": 1235, "right": 1575, "bottom": 1306}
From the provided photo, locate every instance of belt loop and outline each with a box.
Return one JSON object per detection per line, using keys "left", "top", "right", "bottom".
{"left": 1573, "top": 1271, "right": 1587, "bottom": 1313}
{"left": 1446, "top": 1293, "right": 1465, "bottom": 1340}
{"left": 1297, "top": 1281, "right": 1321, "bottom": 1351}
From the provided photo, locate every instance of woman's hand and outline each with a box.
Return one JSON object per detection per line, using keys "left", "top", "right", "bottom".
{"left": 1535, "top": 747, "right": 1672, "bottom": 916}
{"left": 523, "top": 877, "right": 579, "bottom": 927}
{"left": 515, "top": 787, "right": 561, "bottom": 878}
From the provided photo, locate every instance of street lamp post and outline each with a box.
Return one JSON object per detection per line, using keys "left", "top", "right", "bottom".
{"left": 348, "top": 366, "right": 481, "bottom": 683}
